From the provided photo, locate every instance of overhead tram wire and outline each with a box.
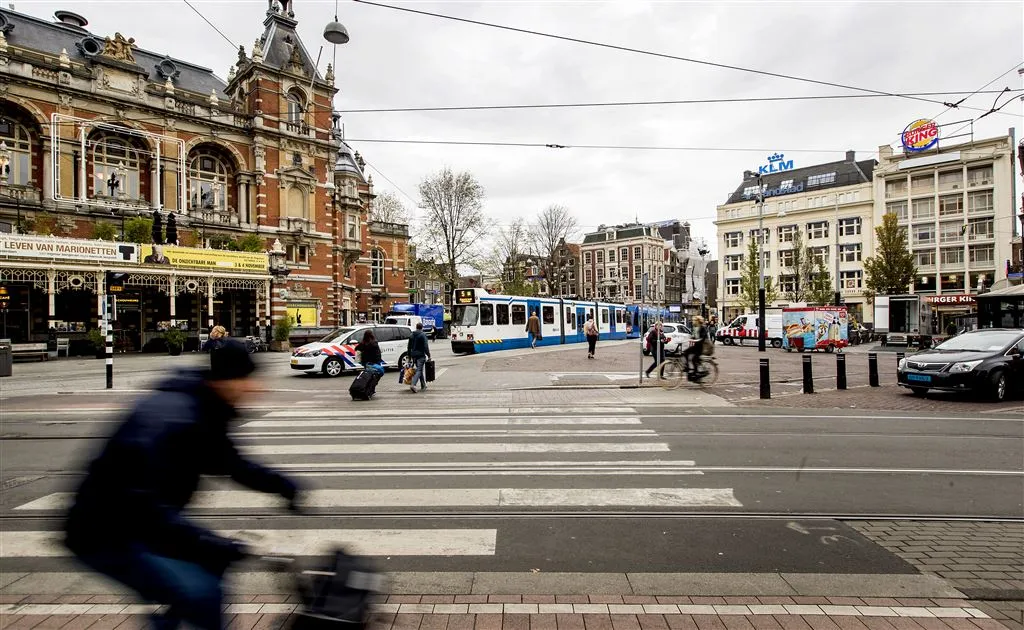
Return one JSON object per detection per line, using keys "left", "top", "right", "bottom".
{"left": 41, "top": 89, "right": 1022, "bottom": 129}
{"left": 182, "top": 0, "right": 237, "bottom": 51}
{"left": 351, "top": 0, "right": 1011, "bottom": 116}
{"left": 928, "top": 61, "right": 1024, "bottom": 122}
{"left": 342, "top": 138, "right": 880, "bottom": 153}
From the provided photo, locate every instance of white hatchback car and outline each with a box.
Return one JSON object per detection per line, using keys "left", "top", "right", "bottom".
{"left": 641, "top": 323, "right": 693, "bottom": 356}
{"left": 290, "top": 324, "right": 413, "bottom": 377}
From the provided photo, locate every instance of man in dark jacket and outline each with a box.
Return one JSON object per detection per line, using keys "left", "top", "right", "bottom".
{"left": 407, "top": 322, "right": 431, "bottom": 392}
{"left": 65, "top": 339, "right": 301, "bottom": 630}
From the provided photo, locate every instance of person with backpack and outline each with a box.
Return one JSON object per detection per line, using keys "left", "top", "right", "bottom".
{"left": 584, "top": 313, "right": 599, "bottom": 359}
{"left": 64, "top": 339, "right": 303, "bottom": 630}
{"left": 407, "top": 322, "right": 432, "bottom": 392}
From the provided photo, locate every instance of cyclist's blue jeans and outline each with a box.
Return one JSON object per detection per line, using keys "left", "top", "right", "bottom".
{"left": 77, "top": 548, "right": 223, "bottom": 630}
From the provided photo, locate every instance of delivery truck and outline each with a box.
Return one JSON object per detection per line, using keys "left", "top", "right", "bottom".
{"left": 716, "top": 309, "right": 784, "bottom": 348}
{"left": 782, "top": 306, "right": 849, "bottom": 353}
{"left": 386, "top": 303, "right": 445, "bottom": 339}
{"left": 873, "top": 295, "right": 934, "bottom": 348}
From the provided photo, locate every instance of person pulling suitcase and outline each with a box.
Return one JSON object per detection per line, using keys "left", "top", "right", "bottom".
{"left": 350, "top": 330, "right": 384, "bottom": 400}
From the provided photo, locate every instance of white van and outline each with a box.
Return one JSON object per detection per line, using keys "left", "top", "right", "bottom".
{"left": 716, "top": 311, "right": 784, "bottom": 348}
{"left": 289, "top": 324, "right": 412, "bottom": 377}
{"left": 384, "top": 315, "right": 423, "bottom": 331}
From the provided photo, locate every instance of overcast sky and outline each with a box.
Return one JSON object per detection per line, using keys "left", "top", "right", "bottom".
{"left": 17, "top": 0, "right": 1024, "bottom": 256}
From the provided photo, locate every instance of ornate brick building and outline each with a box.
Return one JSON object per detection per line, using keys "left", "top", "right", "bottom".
{"left": 0, "top": 1, "right": 407, "bottom": 346}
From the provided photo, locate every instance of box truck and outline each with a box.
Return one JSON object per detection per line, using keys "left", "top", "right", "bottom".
{"left": 386, "top": 303, "right": 445, "bottom": 339}
{"left": 874, "top": 295, "right": 934, "bottom": 348}
{"left": 782, "top": 306, "right": 849, "bottom": 353}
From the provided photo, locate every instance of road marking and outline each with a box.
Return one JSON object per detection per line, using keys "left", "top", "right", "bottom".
{"left": 15, "top": 488, "right": 741, "bottom": 511}
{"left": 260, "top": 407, "right": 637, "bottom": 417}
{"left": 240, "top": 442, "right": 671, "bottom": 455}
{"left": 235, "top": 429, "right": 657, "bottom": 439}
{"left": 243, "top": 416, "right": 644, "bottom": 426}
{"left": 0, "top": 529, "right": 496, "bottom": 558}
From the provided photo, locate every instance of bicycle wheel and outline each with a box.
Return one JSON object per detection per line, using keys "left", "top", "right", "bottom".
{"left": 658, "top": 359, "right": 686, "bottom": 390}
{"left": 698, "top": 359, "right": 720, "bottom": 386}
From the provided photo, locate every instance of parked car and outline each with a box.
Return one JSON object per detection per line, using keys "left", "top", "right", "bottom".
{"left": 897, "top": 328, "right": 1024, "bottom": 401}
{"left": 641, "top": 323, "right": 692, "bottom": 356}
{"left": 290, "top": 324, "right": 413, "bottom": 377}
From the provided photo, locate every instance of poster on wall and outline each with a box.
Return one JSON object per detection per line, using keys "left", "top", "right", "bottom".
{"left": 139, "top": 245, "right": 268, "bottom": 272}
{"left": 287, "top": 306, "right": 317, "bottom": 328}
{"left": 0, "top": 234, "right": 139, "bottom": 263}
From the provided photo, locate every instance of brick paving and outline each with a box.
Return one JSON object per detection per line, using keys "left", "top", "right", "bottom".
{"left": 733, "top": 384, "right": 1024, "bottom": 413}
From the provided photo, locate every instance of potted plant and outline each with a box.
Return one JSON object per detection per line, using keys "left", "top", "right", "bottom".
{"left": 163, "top": 328, "right": 186, "bottom": 356}
{"left": 87, "top": 328, "right": 106, "bottom": 359}
{"left": 272, "top": 315, "right": 293, "bottom": 352}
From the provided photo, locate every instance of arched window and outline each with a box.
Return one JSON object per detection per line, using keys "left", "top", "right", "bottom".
{"left": 91, "top": 135, "right": 141, "bottom": 200}
{"left": 0, "top": 117, "right": 32, "bottom": 186}
{"left": 286, "top": 90, "right": 305, "bottom": 124}
{"left": 370, "top": 249, "right": 385, "bottom": 286}
{"left": 188, "top": 150, "right": 230, "bottom": 213}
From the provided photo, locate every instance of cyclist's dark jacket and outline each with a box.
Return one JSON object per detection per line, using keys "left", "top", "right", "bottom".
{"left": 65, "top": 371, "right": 296, "bottom": 563}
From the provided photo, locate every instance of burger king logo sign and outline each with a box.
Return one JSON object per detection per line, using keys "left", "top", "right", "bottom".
{"left": 901, "top": 119, "right": 939, "bottom": 153}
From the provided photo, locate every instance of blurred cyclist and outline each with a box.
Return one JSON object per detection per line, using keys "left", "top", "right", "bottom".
{"left": 65, "top": 338, "right": 303, "bottom": 630}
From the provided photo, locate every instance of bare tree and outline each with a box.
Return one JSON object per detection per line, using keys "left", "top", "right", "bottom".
{"left": 418, "top": 167, "right": 489, "bottom": 296}
{"left": 529, "top": 204, "right": 578, "bottom": 283}
{"left": 490, "top": 218, "right": 534, "bottom": 295}
{"left": 370, "top": 190, "right": 410, "bottom": 224}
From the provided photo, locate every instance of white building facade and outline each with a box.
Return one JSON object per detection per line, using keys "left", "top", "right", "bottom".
{"left": 715, "top": 151, "right": 877, "bottom": 324}
{"left": 873, "top": 131, "right": 1018, "bottom": 332}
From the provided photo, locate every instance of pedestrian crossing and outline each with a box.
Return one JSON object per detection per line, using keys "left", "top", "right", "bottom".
{"left": 1, "top": 405, "right": 742, "bottom": 567}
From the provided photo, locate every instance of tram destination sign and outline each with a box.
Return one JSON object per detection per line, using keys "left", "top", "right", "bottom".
{"left": 0, "top": 234, "right": 139, "bottom": 263}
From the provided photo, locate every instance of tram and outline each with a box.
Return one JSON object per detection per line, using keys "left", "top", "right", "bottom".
{"left": 450, "top": 288, "right": 636, "bottom": 354}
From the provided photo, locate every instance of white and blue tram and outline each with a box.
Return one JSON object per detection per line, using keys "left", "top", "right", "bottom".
{"left": 450, "top": 288, "right": 647, "bottom": 354}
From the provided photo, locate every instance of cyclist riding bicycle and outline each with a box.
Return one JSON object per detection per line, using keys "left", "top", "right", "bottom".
{"left": 64, "top": 339, "right": 304, "bottom": 630}
{"left": 684, "top": 315, "right": 709, "bottom": 378}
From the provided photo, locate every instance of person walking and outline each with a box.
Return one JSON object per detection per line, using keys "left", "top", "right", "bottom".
{"left": 584, "top": 313, "right": 599, "bottom": 359}
{"left": 526, "top": 310, "right": 542, "bottom": 349}
{"left": 407, "top": 322, "right": 431, "bottom": 392}
{"left": 64, "top": 339, "right": 303, "bottom": 630}
{"left": 645, "top": 322, "right": 668, "bottom": 378}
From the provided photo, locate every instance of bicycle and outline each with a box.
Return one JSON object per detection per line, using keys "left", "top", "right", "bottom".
{"left": 656, "top": 353, "right": 720, "bottom": 390}
{"left": 245, "top": 336, "right": 268, "bottom": 353}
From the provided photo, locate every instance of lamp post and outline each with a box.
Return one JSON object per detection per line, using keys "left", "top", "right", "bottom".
{"left": 834, "top": 193, "right": 842, "bottom": 306}
{"left": 267, "top": 238, "right": 290, "bottom": 346}
{"left": 755, "top": 173, "right": 766, "bottom": 352}
{"left": 0, "top": 140, "right": 21, "bottom": 233}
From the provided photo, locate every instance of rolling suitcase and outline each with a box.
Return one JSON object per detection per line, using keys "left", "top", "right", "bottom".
{"left": 291, "top": 547, "right": 384, "bottom": 629}
{"left": 425, "top": 359, "right": 436, "bottom": 383}
{"left": 349, "top": 370, "right": 374, "bottom": 401}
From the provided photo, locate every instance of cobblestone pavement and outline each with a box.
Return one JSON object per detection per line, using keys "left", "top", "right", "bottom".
{"left": 849, "top": 521, "right": 1024, "bottom": 630}
{"left": 733, "top": 384, "right": 1024, "bottom": 413}
{"left": 0, "top": 594, "right": 1008, "bottom": 630}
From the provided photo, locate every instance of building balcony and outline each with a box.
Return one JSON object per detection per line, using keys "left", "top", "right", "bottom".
{"left": 0, "top": 184, "right": 43, "bottom": 206}
{"left": 369, "top": 221, "right": 409, "bottom": 238}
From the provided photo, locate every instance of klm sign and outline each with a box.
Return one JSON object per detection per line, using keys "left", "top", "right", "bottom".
{"left": 758, "top": 153, "right": 794, "bottom": 175}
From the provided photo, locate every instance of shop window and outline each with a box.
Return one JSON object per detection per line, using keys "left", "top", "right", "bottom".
{"left": 91, "top": 135, "right": 141, "bottom": 200}
{"left": 0, "top": 117, "right": 32, "bottom": 186}
{"left": 370, "top": 249, "right": 385, "bottom": 286}
{"left": 941, "top": 274, "right": 963, "bottom": 292}
{"left": 188, "top": 150, "right": 231, "bottom": 214}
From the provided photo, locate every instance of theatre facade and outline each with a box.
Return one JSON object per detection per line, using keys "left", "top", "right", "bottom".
{"left": 0, "top": 1, "right": 410, "bottom": 351}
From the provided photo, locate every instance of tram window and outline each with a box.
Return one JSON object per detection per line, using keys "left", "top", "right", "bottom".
{"left": 565, "top": 308, "right": 572, "bottom": 324}
{"left": 480, "top": 304, "right": 494, "bottom": 326}
{"left": 601, "top": 309, "right": 609, "bottom": 324}
{"left": 572, "top": 312, "right": 577, "bottom": 327}
{"left": 511, "top": 304, "right": 527, "bottom": 326}
{"left": 542, "top": 306, "right": 555, "bottom": 325}
{"left": 496, "top": 304, "right": 510, "bottom": 325}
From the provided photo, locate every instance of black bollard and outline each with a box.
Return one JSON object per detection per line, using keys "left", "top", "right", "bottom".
{"left": 802, "top": 354, "right": 814, "bottom": 394}
{"left": 896, "top": 352, "right": 905, "bottom": 370}
{"left": 759, "top": 358, "right": 771, "bottom": 399}
{"left": 837, "top": 353, "right": 847, "bottom": 390}
{"left": 868, "top": 352, "right": 879, "bottom": 387}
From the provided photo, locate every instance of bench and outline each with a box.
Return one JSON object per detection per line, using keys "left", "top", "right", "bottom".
{"left": 12, "top": 343, "right": 49, "bottom": 362}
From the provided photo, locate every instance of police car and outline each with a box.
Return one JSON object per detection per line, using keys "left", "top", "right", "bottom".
{"left": 290, "top": 324, "right": 412, "bottom": 377}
